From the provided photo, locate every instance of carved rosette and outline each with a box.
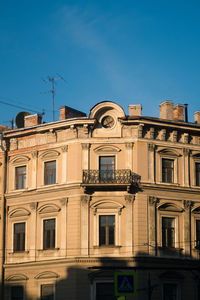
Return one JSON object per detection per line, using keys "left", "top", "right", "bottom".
{"left": 148, "top": 196, "right": 159, "bottom": 206}
{"left": 183, "top": 200, "right": 193, "bottom": 211}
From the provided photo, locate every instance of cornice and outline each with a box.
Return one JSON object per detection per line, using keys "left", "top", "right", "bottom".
{"left": 142, "top": 182, "right": 200, "bottom": 195}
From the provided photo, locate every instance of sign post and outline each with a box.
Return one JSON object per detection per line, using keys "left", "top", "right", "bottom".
{"left": 115, "top": 272, "right": 136, "bottom": 297}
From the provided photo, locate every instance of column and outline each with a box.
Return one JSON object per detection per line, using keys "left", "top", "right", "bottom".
{"left": 125, "top": 195, "right": 135, "bottom": 255}
{"left": 81, "top": 143, "right": 90, "bottom": 170}
{"left": 183, "top": 148, "right": 190, "bottom": 187}
{"left": 60, "top": 198, "right": 68, "bottom": 257}
{"left": 183, "top": 200, "right": 193, "bottom": 256}
{"left": 80, "top": 195, "right": 90, "bottom": 256}
{"left": 29, "top": 202, "right": 38, "bottom": 261}
{"left": 61, "top": 146, "right": 68, "bottom": 184}
{"left": 148, "top": 144, "right": 155, "bottom": 183}
{"left": 125, "top": 143, "right": 133, "bottom": 170}
{"left": 148, "top": 196, "right": 159, "bottom": 256}
{"left": 31, "top": 151, "right": 38, "bottom": 189}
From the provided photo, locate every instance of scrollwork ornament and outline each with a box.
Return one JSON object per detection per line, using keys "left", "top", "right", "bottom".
{"left": 148, "top": 143, "right": 155, "bottom": 152}
{"left": 81, "top": 195, "right": 90, "bottom": 204}
{"left": 60, "top": 198, "right": 68, "bottom": 206}
{"left": 31, "top": 151, "right": 38, "bottom": 158}
{"left": 81, "top": 143, "right": 90, "bottom": 150}
{"left": 61, "top": 145, "right": 68, "bottom": 153}
{"left": 125, "top": 195, "right": 135, "bottom": 203}
{"left": 30, "top": 202, "right": 38, "bottom": 210}
{"left": 148, "top": 196, "right": 159, "bottom": 205}
{"left": 125, "top": 142, "right": 133, "bottom": 149}
{"left": 183, "top": 200, "right": 193, "bottom": 210}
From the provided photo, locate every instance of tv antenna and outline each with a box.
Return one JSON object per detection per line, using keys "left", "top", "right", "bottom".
{"left": 43, "top": 75, "right": 67, "bottom": 121}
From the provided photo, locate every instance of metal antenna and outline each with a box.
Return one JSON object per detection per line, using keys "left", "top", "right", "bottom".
{"left": 43, "top": 76, "right": 62, "bottom": 121}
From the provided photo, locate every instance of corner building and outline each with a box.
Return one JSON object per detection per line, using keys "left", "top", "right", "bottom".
{"left": 1, "top": 101, "right": 200, "bottom": 300}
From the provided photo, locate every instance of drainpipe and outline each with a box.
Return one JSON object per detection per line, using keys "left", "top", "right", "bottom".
{"left": 0, "top": 133, "right": 6, "bottom": 300}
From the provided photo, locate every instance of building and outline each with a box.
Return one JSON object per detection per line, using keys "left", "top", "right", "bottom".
{"left": 0, "top": 100, "right": 200, "bottom": 300}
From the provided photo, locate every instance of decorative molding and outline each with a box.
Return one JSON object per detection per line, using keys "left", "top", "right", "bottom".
{"left": 183, "top": 200, "right": 193, "bottom": 210}
{"left": 61, "top": 145, "right": 68, "bottom": 152}
{"left": 124, "top": 195, "right": 135, "bottom": 203}
{"left": 183, "top": 148, "right": 190, "bottom": 156}
{"left": 60, "top": 198, "right": 68, "bottom": 206}
{"left": 161, "top": 129, "right": 166, "bottom": 141}
{"left": 150, "top": 127, "right": 155, "bottom": 139}
{"left": 172, "top": 130, "right": 178, "bottom": 142}
{"left": 148, "top": 143, "right": 155, "bottom": 152}
{"left": 10, "top": 155, "right": 30, "bottom": 164}
{"left": 38, "top": 204, "right": 61, "bottom": 214}
{"left": 94, "top": 145, "right": 120, "bottom": 153}
{"left": 9, "top": 208, "right": 31, "bottom": 218}
{"left": 125, "top": 142, "right": 133, "bottom": 149}
{"left": 81, "top": 195, "right": 90, "bottom": 204}
{"left": 184, "top": 133, "right": 189, "bottom": 144}
{"left": 6, "top": 274, "right": 29, "bottom": 282}
{"left": 31, "top": 150, "right": 38, "bottom": 158}
{"left": 30, "top": 202, "right": 38, "bottom": 211}
{"left": 81, "top": 143, "right": 90, "bottom": 150}
{"left": 39, "top": 149, "right": 60, "bottom": 160}
{"left": 148, "top": 196, "right": 159, "bottom": 205}
{"left": 35, "top": 271, "right": 60, "bottom": 280}
{"left": 138, "top": 124, "right": 143, "bottom": 138}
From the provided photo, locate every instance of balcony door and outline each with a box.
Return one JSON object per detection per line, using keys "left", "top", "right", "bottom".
{"left": 99, "top": 156, "right": 115, "bottom": 182}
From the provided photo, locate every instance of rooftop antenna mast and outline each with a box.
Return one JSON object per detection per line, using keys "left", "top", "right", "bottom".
{"left": 43, "top": 76, "right": 62, "bottom": 121}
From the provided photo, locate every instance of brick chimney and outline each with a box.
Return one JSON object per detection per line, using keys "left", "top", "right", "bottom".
{"left": 194, "top": 111, "right": 200, "bottom": 124}
{"left": 24, "top": 114, "right": 42, "bottom": 127}
{"left": 59, "top": 106, "right": 86, "bottom": 120}
{"left": 128, "top": 104, "right": 142, "bottom": 117}
{"left": 173, "top": 104, "right": 184, "bottom": 121}
{"left": 160, "top": 101, "right": 174, "bottom": 120}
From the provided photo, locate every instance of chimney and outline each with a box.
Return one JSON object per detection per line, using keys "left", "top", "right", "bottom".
{"left": 194, "top": 111, "right": 200, "bottom": 124}
{"left": 24, "top": 114, "right": 42, "bottom": 127}
{"left": 59, "top": 106, "right": 86, "bottom": 120}
{"left": 173, "top": 104, "right": 184, "bottom": 121}
{"left": 160, "top": 101, "right": 174, "bottom": 120}
{"left": 128, "top": 104, "right": 142, "bottom": 117}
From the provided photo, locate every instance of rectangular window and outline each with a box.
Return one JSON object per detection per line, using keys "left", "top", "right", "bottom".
{"left": 14, "top": 223, "right": 25, "bottom": 252}
{"left": 163, "top": 283, "right": 178, "bottom": 300}
{"left": 41, "top": 284, "right": 54, "bottom": 300}
{"left": 99, "top": 215, "right": 115, "bottom": 246}
{"left": 44, "top": 161, "right": 56, "bottom": 185}
{"left": 162, "top": 217, "right": 175, "bottom": 248}
{"left": 162, "top": 159, "right": 174, "bottom": 183}
{"left": 96, "top": 282, "right": 115, "bottom": 300}
{"left": 11, "top": 286, "right": 23, "bottom": 300}
{"left": 43, "top": 219, "right": 55, "bottom": 250}
{"left": 99, "top": 156, "right": 115, "bottom": 182}
{"left": 15, "top": 166, "right": 26, "bottom": 189}
{"left": 196, "top": 220, "right": 200, "bottom": 248}
{"left": 196, "top": 163, "right": 200, "bottom": 186}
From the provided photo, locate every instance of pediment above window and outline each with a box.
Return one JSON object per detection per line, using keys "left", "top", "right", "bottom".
{"left": 39, "top": 150, "right": 60, "bottom": 160}
{"left": 94, "top": 145, "right": 121, "bottom": 153}
{"left": 192, "top": 206, "right": 200, "bottom": 214}
{"left": 35, "top": 271, "right": 59, "bottom": 279}
{"left": 158, "top": 203, "right": 183, "bottom": 212}
{"left": 191, "top": 152, "right": 200, "bottom": 158}
{"left": 10, "top": 155, "right": 30, "bottom": 165}
{"left": 91, "top": 200, "right": 124, "bottom": 210}
{"left": 6, "top": 274, "right": 29, "bottom": 281}
{"left": 157, "top": 148, "right": 181, "bottom": 157}
{"left": 9, "top": 208, "right": 31, "bottom": 218}
{"left": 38, "top": 204, "right": 61, "bottom": 214}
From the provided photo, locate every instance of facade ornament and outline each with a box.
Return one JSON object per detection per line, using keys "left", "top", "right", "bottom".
{"left": 148, "top": 143, "right": 155, "bottom": 152}
{"left": 81, "top": 195, "right": 91, "bottom": 204}
{"left": 172, "top": 130, "right": 178, "bottom": 142}
{"left": 125, "top": 195, "right": 135, "bottom": 203}
{"left": 60, "top": 198, "right": 68, "bottom": 206}
{"left": 61, "top": 145, "right": 68, "bottom": 152}
{"left": 125, "top": 142, "right": 134, "bottom": 149}
{"left": 150, "top": 127, "right": 155, "bottom": 139}
{"left": 183, "top": 200, "right": 193, "bottom": 210}
{"left": 184, "top": 133, "right": 189, "bottom": 144}
{"left": 118, "top": 207, "right": 124, "bottom": 215}
{"left": 30, "top": 202, "right": 38, "bottom": 210}
{"left": 31, "top": 150, "right": 38, "bottom": 158}
{"left": 81, "top": 143, "right": 90, "bottom": 150}
{"left": 138, "top": 124, "right": 143, "bottom": 138}
{"left": 10, "top": 138, "right": 18, "bottom": 150}
{"left": 183, "top": 148, "right": 190, "bottom": 156}
{"left": 161, "top": 129, "right": 166, "bottom": 141}
{"left": 148, "top": 196, "right": 159, "bottom": 205}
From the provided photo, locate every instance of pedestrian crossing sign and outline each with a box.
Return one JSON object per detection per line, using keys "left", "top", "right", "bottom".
{"left": 115, "top": 272, "right": 136, "bottom": 296}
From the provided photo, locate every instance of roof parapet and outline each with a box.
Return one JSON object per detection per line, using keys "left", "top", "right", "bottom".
{"left": 128, "top": 104, "right": 142, "bottom": 117}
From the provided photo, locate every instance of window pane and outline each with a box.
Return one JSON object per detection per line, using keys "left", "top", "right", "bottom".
{"left": 196, "top": 163, "right": 200, "bottom": 186}
{"left": 11, "top": 286, "right": 23, "bottom": 300}
{"left": 41, "top": 284, "right": 54, "bottom": 300}
{"left": 96, "top": 282, "right": 115, "bottom": 300}
{"left": 15, "top": 166, "right": 26, "bottom": 189}
{"left": 99, "top": 156, "right": 115, "bottom": 181}
{"left": 43, "top": 219, "right": 55, "bottom": 249}
{"left": 14, "top": 223, "right": 25, "bottom": 252}
{"left": 162, "top": 217, "right": 175, "bottom": 248}
{"left": 44, "top": 161, "right": 56, "bottom": 185}
{"left": 162, "top": 159, "right": 174, "bottom": 183}
{"left": 99, "top": 216, "right": 115, "bottom": 246}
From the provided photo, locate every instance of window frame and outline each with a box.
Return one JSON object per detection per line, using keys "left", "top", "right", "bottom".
{"left": 98, "top": 156, "right": 115, "bottom": 182}
{"left": 44, "top": 160, "right": 57, "bottom": 186}
{"left": 195, "top": 162, "right": 200, "bottom": 187}
{"left": 15, "top": 165, "right": 27, "bottom": 190}
{"left": 161, "top": 217, "right": 175, "bottom": 248}
{"left": 10, "top": 285, "right": 24, "bottom": 300}
{"left": 162, "top": 281, "right": 180, "bottom": 300}
{"left": 43, "top": 218, "right": 56, "bottom": 250}
{"left": 159, "top": 213, "right": 179, "bottom": 249}
{"left": 92, "top": 280, "right": 115, "bottom": 300}
{"left": 40, "top": 283, "right": 55, "bottom": 300}
{"left": 13, "top": 222, "right": 26, "bottom": 252}
{"left": 162, "top": 158, "right": 174, "bottom": 184}
{"left": 99, "top": 215, "right": 115, "bottom": 246}
{"left": 159, "top": 153, "right": 178, "bottom": 184}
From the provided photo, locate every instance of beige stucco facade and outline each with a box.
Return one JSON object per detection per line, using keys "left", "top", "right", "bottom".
{"left": 0, "top": 101, "right": 200, "bottom": 299}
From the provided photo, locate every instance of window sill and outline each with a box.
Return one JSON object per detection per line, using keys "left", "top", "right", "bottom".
{"left": 93, "top": 245, "right": 121, "bottom": 249}
{"left": 9, "top": 251, "right": 29, "bottom": 255}
{"left": 38, "top": 248, "right": 60, "bottom": 252}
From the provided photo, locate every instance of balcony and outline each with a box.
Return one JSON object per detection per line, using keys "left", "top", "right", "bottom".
{"left": 82, "top": 169, "right": 140, "bottom": 192}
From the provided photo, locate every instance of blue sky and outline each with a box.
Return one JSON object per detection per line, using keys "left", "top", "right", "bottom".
{"left": 0, "top": 0, "right": 200, "bottom": 125}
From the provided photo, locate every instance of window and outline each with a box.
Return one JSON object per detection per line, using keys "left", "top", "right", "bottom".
{"left": 15, "top": 166, "right": 26, "bottom": 189}
{"left": 196, "top": 220, "right": 200, "bottom": 248}
{"left": 41, "top": 284, "right": 54, "bottom": 300}
{"left": 14, "top": 223, "right": 25, "bottom": 252}
{"left": 163, "top": 283, "right": 178, "bottom": 300}
{"left": 162, "top": 217, "right": 175, "bottom": 248}
{"left": 196, "top": 163, "right": 200, "bottom": 186}
{"left": 162, "top": 159, "right": 174, "bottom": 183}
{"left": 96, "top": 282, "right": 115, "bottom": 300}
{"left": 44, "top": 161, "right": 56, "bottom": 185}
{"left": 99, "top": 156, "right": 115, "bottom": 181}
{"left": 11, "top": 286, "right": 23, "bottom": 300}
{"left": 43, "top": 219, "right": 55, "bottom": 250}
{"left": 99, "top": 215, "right": 115, "bottom": 246}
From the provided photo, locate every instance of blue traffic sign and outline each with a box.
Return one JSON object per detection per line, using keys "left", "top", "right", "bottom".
{"left": 115, "top": 272, "right": 136, "bottom": 296}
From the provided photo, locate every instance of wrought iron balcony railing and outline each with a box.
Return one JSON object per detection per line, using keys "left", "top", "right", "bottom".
{"left": 82, "top": 169, "right": 140, "bottom": 185}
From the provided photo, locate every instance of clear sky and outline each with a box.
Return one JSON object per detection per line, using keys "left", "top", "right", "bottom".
{"left": 1, "top": 0, "right": 200, "bottom": 126}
